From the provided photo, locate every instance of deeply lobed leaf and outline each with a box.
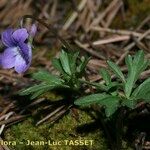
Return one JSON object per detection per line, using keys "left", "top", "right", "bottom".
{"left": 125, "top": 51, "right": 149, "bottom": 98}
{"left": 99, "top": 68, "right": 111, "bottom": 85}
{"left": 75, "top": 93, "right": 120, "bottom": 117}
{"left": 107, "top": 60, "right": 125, "bottom": 83}
{"left": 32, "top": 70, "right": 64, "bottom": 85}
{"left": 132, "top": 78, "right": 150, "bottom": 101}
{"left": 59, "top": 50, "right": 72, "bottom": 75}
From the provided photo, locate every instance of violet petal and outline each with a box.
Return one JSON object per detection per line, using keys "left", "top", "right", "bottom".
{"left": 1, "top": 47, "right": 18, "bottom": 69}
{"left": 18, "top": 42, "right": 30, "bottom": 64}
{"left": 12, "top": 28, "right": 29, "bottom": 43}
{"left": 30, "top": 24, "right": 37, "bottom": 37}
{"left": 14, "top": 54, "right": 30, "bottom": 73}
{"left": 0, "top": 54, "right": 2, "bottom": 66}
{"left": 27, "top": 44, "right": 32, "bottom": 64}
{"left": 1, "top": 29, "right": 16, "bottom": 47}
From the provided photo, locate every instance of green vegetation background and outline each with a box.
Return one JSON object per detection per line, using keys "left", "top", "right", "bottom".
{"left": 3, "top": 0, "right": 150, "bottom": 149}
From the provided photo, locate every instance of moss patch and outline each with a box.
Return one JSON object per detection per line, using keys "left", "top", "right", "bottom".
{"left": 4, "top": 110, "right": 108, "bottom": 150}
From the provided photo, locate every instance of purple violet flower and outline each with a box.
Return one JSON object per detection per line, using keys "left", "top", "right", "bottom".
{"left": 29, "top": 24, "right": 37, "bottom": 37}
{"left": 0, "top": 28, "right": 32, "bottom": 73}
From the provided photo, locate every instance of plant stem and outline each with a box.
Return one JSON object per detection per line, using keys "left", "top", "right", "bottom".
{"left": 116, "top": 108, "right": 125, "bottom": 150}
{"left": 22, "top": 15, "right": 72, "bottom": 51}
{"left": 79, "top": 79, "right": 108, "bottom": 91}
{"left": 93, "top": 107, "right": 116, "bottom": 150}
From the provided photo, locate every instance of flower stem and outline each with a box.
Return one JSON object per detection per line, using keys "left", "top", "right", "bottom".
{"left": 21, "top": 15, "right": 72, "bottom": 51}
{"left": 79, "top": 79, "right": 108, "bottom": 91}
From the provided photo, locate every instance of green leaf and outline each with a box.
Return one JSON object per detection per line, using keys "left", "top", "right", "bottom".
{"left": 75, "top": 93, "right": 108, "bottom": 105}
{"left": 59, "top": 50, "right": 72, "bottom": 75}
{"left": 99, "top": 68, "right": 111, "bottom": 85}
{"left": 19, "top": 83, "right": 56, "bottom": 96}
{"left": 30, "top": 89, "right": 47, "bottom": 99}
{"left": 122, "top": 99, "right": 136, "bottom": 109}
{"left": 101, "top": 96, "right": 120, "bottom": 117}
{"left": 52, "top": 58, "right": 70, "bottom": 80}
{"left": 77, "top": 56, "right": 90, "bottom": 75}
{"left": 74, "top": 93, "right": 120, "bottom": 117}
{"left": 32, "top": 71, "right": 64, "bottom": 85}
{"left": 79, "top": 80, "right": 109, "bottom": 91}
{"left": 125, "top": 51, "right": 149, "bottom": 98}
{"left": 132, "top": 78, "right": 150, "bottom": 101}
{"left": 125, "top": 55, "right": 132, "bottom": 74}
{"left": 107, "top": 82, "right": 122, "bottom": 91}
{"left": 68, "top": 52, "right": 79, "bottom": 74}
{"left": 19, "top": 82, "right": 69, "bottom": 99}
{"left": 107, "top": 60, "right": 125, "bottom": 83}
{"left": 52, "top": 58, "right": 64, "bottom": 73}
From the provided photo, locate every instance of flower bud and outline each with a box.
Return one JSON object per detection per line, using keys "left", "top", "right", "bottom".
{"left": 30, "top": 24, "right": 37, "bottom": 37}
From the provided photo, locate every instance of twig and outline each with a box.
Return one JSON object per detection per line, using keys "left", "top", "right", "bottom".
{"left": 0, "top": 115, "right": 28, "bottom": 126}
{"left": 63, "top": 0, "right": 87, "bottom": 30}
{"left": 91, "top": 0, "right": 119, "bottom": 26}
{"left": 36, "top": 105, "right": 66, "bottom": 126}
{"left": 50, "top": 0, "right": 58, "bottom": 18}
{"left": 104, "top": 0, "right": 123, "bottom": 28}
{"left": 19, "top": 98, "right": 46, "bottom": 114}
{"left": 124, "top": 29, "right": 150, "bottom": 51}
{"left": 90, "top": 27, "right": 150, "bottom": 40}
{"left": 48, "top": 105, "right": 72, "bottom": 124}
{"left": 92, "top": 35, "right": 130, "bottom": 45}
{"left": 136, "top": 16, "right": 150, "bottom": 30}
{"left": 0, "top": 112, "right": 14, "bottom": 135}
{"left": 116, "top": 29, "right": 150, "bottom": 64}
{"left": 140, "top": 69, "right": 150, "bottom": 79}
{"left": 74, "top": 40, "right": 105, "bottom": 59}
{"left": 116, "top": 51, "right": 128, "bottom": 65}
{"left": 132, "top": 36, "right": 149, "bottom": 52}
{"left": 0, "top": 103, "right": 14, "bottom": 117}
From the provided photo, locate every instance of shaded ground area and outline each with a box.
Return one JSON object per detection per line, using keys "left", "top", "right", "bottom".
{"left": 5, "top": 110, "right": 108, "bottom": 150}
{"left": 0, "top": 0, "right": 150, "bottom": 149}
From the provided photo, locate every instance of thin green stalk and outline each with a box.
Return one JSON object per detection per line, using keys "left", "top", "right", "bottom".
{"left": 22, "top": 15, "right": 72, "bottom": 51}
{"left": 97, "top": 110, "right": 116, "bottom": 150}
{"left": 116, "top": 108, "right": 125, "bottom": 150}
{"left": 79, "top": 79, "right": 108, "bottom": 91}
